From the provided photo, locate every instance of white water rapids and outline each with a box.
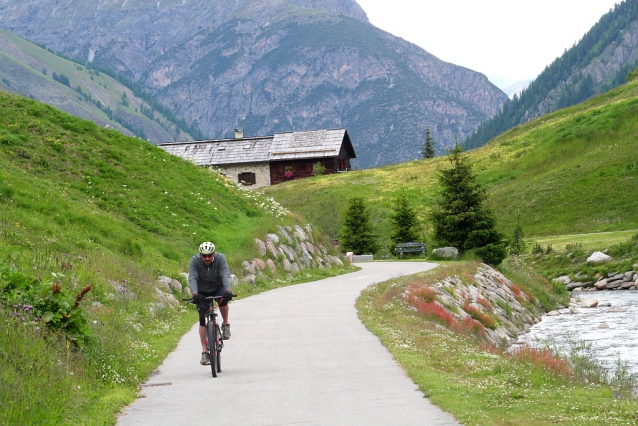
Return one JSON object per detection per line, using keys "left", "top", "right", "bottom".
{"left": 515, "top": 291, "right": 638, "bottom": 375}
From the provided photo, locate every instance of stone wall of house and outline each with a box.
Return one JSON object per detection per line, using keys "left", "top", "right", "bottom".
{"left": 209, "top": 162, "right": 271, "bottom": 188}
{"left": 241, "top": 224, "right": 346, "bottom": 284}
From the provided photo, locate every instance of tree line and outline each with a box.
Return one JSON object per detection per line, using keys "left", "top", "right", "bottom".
{"left": 464, "top": 0, "right": 638, "bottom": 150}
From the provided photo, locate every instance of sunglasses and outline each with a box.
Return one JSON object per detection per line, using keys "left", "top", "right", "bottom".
{"left": 201, "top": 253, "right": 214, "bottom": 258}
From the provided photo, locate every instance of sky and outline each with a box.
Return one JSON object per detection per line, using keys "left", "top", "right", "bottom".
{"left": 356, "top": 0, "right": 621, "bottom": 89}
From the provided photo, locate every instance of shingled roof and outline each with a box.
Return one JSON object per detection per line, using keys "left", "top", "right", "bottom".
{"left": 270, "top": 129, "right": 356, "bottom": 160}
{"left": 158, "top": 136, "right": 273, "bottom": 166}
{"left": 158, "top": 128, "right": 355, "bottom": 165}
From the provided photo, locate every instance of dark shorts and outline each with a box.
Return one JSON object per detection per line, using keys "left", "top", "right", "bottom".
{"left": 197, "top": 287, "right": 232, "bottom": 326}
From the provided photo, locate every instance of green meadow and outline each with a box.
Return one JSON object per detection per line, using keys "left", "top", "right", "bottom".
{"left": 0, "top": 91, "right": 346, "bottom": 424}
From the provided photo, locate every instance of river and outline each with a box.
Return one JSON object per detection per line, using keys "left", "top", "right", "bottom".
{"left": 515, "top": 290, "right": 638, "bottom": 375}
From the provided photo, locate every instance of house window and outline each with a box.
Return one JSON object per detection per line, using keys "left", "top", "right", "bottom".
{"left": 238, "top": 172, "right": 256, "bottom": 185}
{"left": 284, "top": 165, "right": 293, "bottom": 173}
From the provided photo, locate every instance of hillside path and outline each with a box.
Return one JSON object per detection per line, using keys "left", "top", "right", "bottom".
{"left": 117, "top": 262, "right": 460, "bottom": 425}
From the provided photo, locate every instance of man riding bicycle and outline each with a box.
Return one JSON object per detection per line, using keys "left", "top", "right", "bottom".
{"left": 189, "top": 242, "right": 234, "bottom": 365}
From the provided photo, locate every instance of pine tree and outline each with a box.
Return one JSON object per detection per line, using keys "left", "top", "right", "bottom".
{"left": 509, "top": 214, "right": 526, "bottom": 255}
{"left": 429, "top": 143, "right": 506, "bottom": 265}
{"left": 421, "top": 127, "right": 436, "bottom": 159}
{"left": 341, "top": 196, "right": 379, "bottom": 255}
{"left": 390, "top": 190, "right": 420, "bottom": 249}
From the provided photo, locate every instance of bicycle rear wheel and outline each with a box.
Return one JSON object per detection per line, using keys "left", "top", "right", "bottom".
{"left": 206, "top": 321, "right": 217, "bottom": 377}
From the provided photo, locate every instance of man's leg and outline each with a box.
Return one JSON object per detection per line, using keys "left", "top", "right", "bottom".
{"left": 219, "top": 304, "right": 230, "bottom": 325}
{"left": 199, "top": 325, "right": 207, "bottom": 352}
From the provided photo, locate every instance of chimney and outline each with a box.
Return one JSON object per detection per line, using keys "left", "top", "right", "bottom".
{"left": 234, "top": 118, "right": 245, "bottom": 139}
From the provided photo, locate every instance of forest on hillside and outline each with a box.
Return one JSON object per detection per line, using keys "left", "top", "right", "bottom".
{"left": 465, "top": 0, "right": 638, "bottom": 150}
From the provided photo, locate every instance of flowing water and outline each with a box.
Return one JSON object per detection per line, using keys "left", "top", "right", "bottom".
{"left": 515, "top": 291, "right": 638, "bottom": 375}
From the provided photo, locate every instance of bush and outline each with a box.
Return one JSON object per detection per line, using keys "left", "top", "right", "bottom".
{"left": 475, "top": 243, "right": 507, "bottom": 266}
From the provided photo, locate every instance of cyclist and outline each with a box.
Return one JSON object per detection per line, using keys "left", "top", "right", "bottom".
{"left": 189, "top": 241, "right": 234, "bottom": 365}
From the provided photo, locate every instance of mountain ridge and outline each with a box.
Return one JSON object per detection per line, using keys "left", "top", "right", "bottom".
{"left": 0, "top": 0, "right": 507, "bottom": 168}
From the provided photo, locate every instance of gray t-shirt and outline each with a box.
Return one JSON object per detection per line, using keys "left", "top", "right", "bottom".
{"left": 188, "top": 253, "right": 231, "bottom": 294}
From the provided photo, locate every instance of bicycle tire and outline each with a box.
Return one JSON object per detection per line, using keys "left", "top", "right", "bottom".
{"left": 206, "top": 321, "right": 217, "bottom": 377}
{"left": 216, "top": 325, "right": 222, "bottom": 373}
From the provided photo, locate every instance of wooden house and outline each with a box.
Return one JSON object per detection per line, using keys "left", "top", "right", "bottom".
{"left": 158, "top": 129, "right": 356, "bottom": 188}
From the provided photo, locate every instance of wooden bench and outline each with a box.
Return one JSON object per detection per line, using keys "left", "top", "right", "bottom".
{"left": 395, "top": 242, "right": 427, "bottom": 258}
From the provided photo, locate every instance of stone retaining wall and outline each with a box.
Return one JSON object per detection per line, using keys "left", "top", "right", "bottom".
{"left": 242, "top": 224, "right": 346, "bottom": 284}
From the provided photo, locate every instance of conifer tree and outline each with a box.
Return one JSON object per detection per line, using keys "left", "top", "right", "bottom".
{"left": 390, "top": 190, "right": 420, "bottom": 248}
{"left": 429, "top": 143, "right": 506, "bottom": 265}
{"left": 341, "top": 196, "right": 379, "bottom": 255}
{"left": 509, "top": 214, "right": 526, "bottom": 255}
{"left": 421, "top": 127, "right": 436, "bottom": 159}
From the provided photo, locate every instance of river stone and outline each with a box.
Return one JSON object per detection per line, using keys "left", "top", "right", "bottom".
{"left": 621, "top": 282, "right": 635, "bottom": 289}
{"left": 432, "top": 247, "right": 459, "bottom": 259}
{"left": 567, "top": 282, "right": 585, "bottom": 290}
{"left": 570, "top": 308, "right": 582, "bottom": 314}
{"left": 606, "top": 280, "right": 623, "bottom": 289}
{"left": 587, "top": 252, "right": 612, "bottom": 263}
{"left": 623, "top": 271, "right": 633, "bottom": 281}
{"left": 609, "top": 307, "right": 628, "bottom": 313}
{"left": 599, "top": 302, "right": 612, "bottom": 307}
{"left": 599, "top": 323, "right": 610, "bottom": 329}
{"left": 254, "top": 238, "right": 267, "bottom": 256}
{"left": 572, "top": 287, "right": 583, "bottom": 292}
{"left": 555, "top": 275, "right": 571, "bottom": 284}
{"left": 582, "top": 299, "right": 599, "bottom": 308}
{"left": 546, "top": 310, "right": 561, "bottom": 316}
{"left": 594, "top": 279, "right": 608, "bottom": 290}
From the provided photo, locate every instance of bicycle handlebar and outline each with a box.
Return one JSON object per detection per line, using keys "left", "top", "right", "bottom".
{"left": 182, "top": 293, "right": 237, "bottom": 303}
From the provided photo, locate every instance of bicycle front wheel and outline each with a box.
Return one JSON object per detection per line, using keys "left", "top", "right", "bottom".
{"left": 216, "top": 325, "right": 222, "bottom": 373}
{"left": 206, "top": 321, "right": 217, "bottom": 378}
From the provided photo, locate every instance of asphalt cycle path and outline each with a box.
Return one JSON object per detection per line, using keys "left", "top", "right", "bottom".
{"left": 118, "top": 262, "right": 460, "bottom": 425}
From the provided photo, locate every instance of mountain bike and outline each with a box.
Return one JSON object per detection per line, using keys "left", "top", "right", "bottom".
{"left": 183, "top": 294, "right": 234, "bottom": 377}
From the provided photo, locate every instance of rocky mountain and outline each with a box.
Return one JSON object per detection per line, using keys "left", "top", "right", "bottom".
{"left": 0, "top": 29, "right": 195, "bottom": 142}
{"left": 0, "top": 0, "right": 507, "bottom": 168}
{"left": 466, "top": 0, "right": 638, "bottom": 149}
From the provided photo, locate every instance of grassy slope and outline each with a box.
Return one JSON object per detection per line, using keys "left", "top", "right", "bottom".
{"left": 0, "top": 29, "right": 190, "bottom": 142}
{"left": 265, "top": 78, "right": 638, "bottom": 247}
{"left": 0, "top": 91, "right": 329, "bottom": 424}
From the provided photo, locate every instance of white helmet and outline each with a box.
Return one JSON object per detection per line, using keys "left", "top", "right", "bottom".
{"left": 199, "top": 242, "right": 216, "bottom": 255}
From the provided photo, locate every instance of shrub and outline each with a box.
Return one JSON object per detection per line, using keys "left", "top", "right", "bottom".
{"left": 511, "top": 346, "right": 572, "bottom": 378}
{"left": 475, "top": 243, "right": 507, "bottom": 266}
{"left": 531, "top": 242, "right": 544, "bottom": 254}
{"left": 411, "top": 285, "right": 436, "bottom": 302}
{"left": 463, "top": 302, "right": 497, "bottom": 329}
{"left": 462, "top": 317, "right": 485, "bottom": 338}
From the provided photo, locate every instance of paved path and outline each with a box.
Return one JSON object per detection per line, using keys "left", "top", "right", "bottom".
{"left": 118, "top": 262, "right": 460, "bottom": 425}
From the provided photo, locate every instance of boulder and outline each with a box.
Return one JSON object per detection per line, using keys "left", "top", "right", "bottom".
{"left": 582, "top": 299, "right": 599, "bottom": 308}
{"left": 555, "top": 275, "right": 571, "bottom": 284}
{"left": 432, "top": 247, "right": 459, "bottom": 259}
{"left": 587, "top": 251, "right": 612, "bottom": 263}
{"left": 546, "top": 311, "right": 561, "bottom": 316}
{"left": 281, "top": 258, "right": 293, "bottom": 272}
{"left": 566, "top": 282, "right": 585, "bottom": 291}
{"left": 277, "top": 225, "right": 293, "bottom": 244}
{"left": 265, "top": 239, "right": 278, "bottom": 258}
{"left": 305, "top": 225, "right": 314, "bottom": 242}
{"left": 265, "top": 259, "right": 277, "bottom": 273}
{"left": 599, "top": 323, "right": 610, "bottom": 329}
{"left": 243, "top": 274, "right": 256, "bottom": 285}
{"left": 254, "top": 238, "right": 267, "bottom": 256}
{"left": 157, "top": 276, "right": 172, "bottom": 291}
{"left": 170, "top": 279, "right": 183, "bottom": 293}
{"left": 229, "top": 274, "right": 239, "bottom": 286}
{"left": 253, "top": 258, "right": 266, "bottom": 271}
{"left": 594, "top": 279, "right": 608, "bottom": 290}
{"left": 294, "top": 225, "right": 309, "bottom": 241}
{"left": 267, "top": 233, "right": 280, "bottom": 244}
{"left": 242, "top": 260, "right": 256, "bottom": 275}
